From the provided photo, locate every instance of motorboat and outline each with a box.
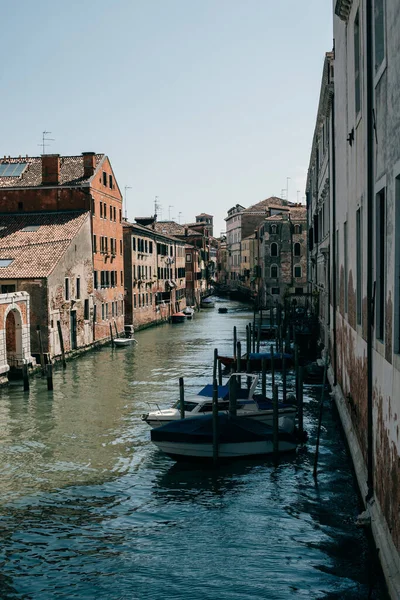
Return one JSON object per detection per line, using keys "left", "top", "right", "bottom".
{"left": 150, "top": 413, "right": 298, "bottom": 460}
{"left": 218, "top": 307, "right": 228, "bottom": 314}
{"left": 200, "top": 297, "right": 215, "bottom": 308}
{"left": 217, "top": 351, "right": 293, "bottom": 371}
{"left": 113, "top": 337, "right": 138, "bottom": 347}
{"left": 182, "top": 307, "right": 195, "bottom": 319}
{"left": 171, "top": 312, "right": 186, "bottom": 323}
{"left": 142, "top": 373, "right": 297, "bottom": 432}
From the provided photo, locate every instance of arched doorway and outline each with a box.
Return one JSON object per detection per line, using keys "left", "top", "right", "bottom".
{"left": 5, "top": 308, "right": 23, "bottom": 370}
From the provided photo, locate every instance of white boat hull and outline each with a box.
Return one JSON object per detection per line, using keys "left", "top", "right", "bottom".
{"left": 114, "top": 338, "right": 137, "bottom": 347}
{"left": 152, "top": 438, "right": 297, "bottom": 458}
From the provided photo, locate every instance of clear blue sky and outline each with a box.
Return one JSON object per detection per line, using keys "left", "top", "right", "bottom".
{"left": 1, "top": 0, "right": 332, "bottom": 236}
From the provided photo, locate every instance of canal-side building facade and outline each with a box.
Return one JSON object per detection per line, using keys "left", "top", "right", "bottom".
{"left": 0, "top": 152, "right": 124, "bottom": 343}
{"left": 123, "top": 221, "right": 187, "bottom": 328}
{"left": 306, "top": 51, "right": 334, "bottom": 350}
{"left": 0, "top": 291, "right": 34, "bottom": 381}
{"left": 259, "top": 205, "right": 307, "bottom": 305}
{"left": 0, "top": 211, "right": 94, "bottom": 359}
{"left": 306, "top": 2, "right": 400, "bottom": 596}
{"left": 240, "top": 233, "right": 258, "bottom": 299}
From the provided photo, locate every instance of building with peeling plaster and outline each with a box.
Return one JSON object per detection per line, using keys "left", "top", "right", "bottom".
{"left": 306, "top": 1, "right": 400, "bottom": 596}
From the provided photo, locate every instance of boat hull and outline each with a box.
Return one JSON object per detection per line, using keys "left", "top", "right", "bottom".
{"left": 152, "top": 438, "right": 297, "bottom": 459}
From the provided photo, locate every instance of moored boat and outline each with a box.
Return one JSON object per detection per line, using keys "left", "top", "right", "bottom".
{"left": 200, "top": 297, "right": 215, "bottom": 308}
{"left": 171, "top": 312, "right": 186, "bottom": 323}
{"left": 113, "top": 337, "right": 138, "bottom": 347}
{"left": 218, "top": 307, "right": 228, "bottom": 314}
{"left": 150, "top": 413, "right": 298, "bottom": 460}
{"left": 182, "top": 306, "right": 195, "bottom": 319}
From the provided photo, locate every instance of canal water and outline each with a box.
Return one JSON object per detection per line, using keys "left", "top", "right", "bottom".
{"left": 0, "top": 300, "right": 388, "bottom": 599}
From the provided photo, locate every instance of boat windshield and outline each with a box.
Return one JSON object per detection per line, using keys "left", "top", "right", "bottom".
{"left": 172, "top": 401, "right": 198, "bottom": 412}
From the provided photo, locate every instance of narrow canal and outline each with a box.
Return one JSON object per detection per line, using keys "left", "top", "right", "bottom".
{"left": 0, "top": 300, "right": 388, "bottom": 599}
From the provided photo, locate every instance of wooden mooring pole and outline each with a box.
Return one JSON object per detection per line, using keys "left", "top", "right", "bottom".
{"left": 233, "top": 326, "right": 237, "bottom": 363}
{"left": 270, "top": 344, "right": 275, "bottom": 390}
{"left": 218, "top": 358, "right": 222, "bottom": 386}
{"left": 213, "top": 348, "right": 218, "bottom": 382}
{"left": 22, "top": 363, "right": 29, "bottom": 392}
{"left": 46, "top": 362, "right": 54, "bottom": 391}
{"left": 229, "top": 374, "right": 237, "bottom": 417}
{"left": 273, "top": 384, "right": 279, "bottom": 457}
{"left": 282, "top": 354, "right": 287, "bottom": 402}
{"left": 297, "top": 366, "right": 304, "bottom": 439}
{"left": 313, "top": 358, "right": 329, "bottom": 478}
{"left": 36, "top": 325, "right": 46, "bottom": 376}
{"left": 114, "top": 320, "right": 118, "bottom": 338}
{"left": 261, "top": 358, "right": 266, "bottom": 398}
{"left": 212, "top": 378, "right": 219, "bottom": 464}
{"left": 57, "top": 320, "right": 67, "bottom": 369}
{"left": 179, "top": 376, "right": 185, "bottom": 420}
{"left": 109, "top": 323, "right": 114, "bottom": 347}
{"left": 236, "top": 342, "right": 241, "bottom": 384}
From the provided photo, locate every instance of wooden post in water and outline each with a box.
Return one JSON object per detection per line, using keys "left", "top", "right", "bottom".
{"left": 313, "top": 357, "right": 329, "bottom": 478}
{"left": 295, "top": 344, "right": 299, "bottom": 400}
{"left": 252, "top": 311, "right": 256, "bottom": 352}
{"left": 36, "top": 325, "right": 46, "bottom": 376}
{"left": 57, "top": 320, "right": 67, "bottom": 369}
{"left": 236, "top": 341, "right": 242, "bottom": 390}
{"left": 282, "top": 354, "right": 287, "bottom": 402}
{"left": 273, "top": 384, "right": 279, "bottom": 457}
{"left": 233, "top": 326, "right": 237, "bottom": 363}
{"left": 22, "top": 363, "right": 29, "bottom": 392}
{"left": 114, "top": 320, "right": 118, "bottom": 338}
{"left": 229, "top": 374, "right": 237, "bottom": 417}
{"left": 179, "top": 377, "right": 185, "bottom": 419}
{"left": 46, "top": 362, "right": 53, "bottom": 391}
{"left": 212, "top": 378, "right": 219, "bottom": 464}
{"left": 246, "top": 325, "right": 250, "bottom": 356}
{"left": 257, "top": 324, "right": 261, "bottom": 353}
{"left": 297, "top": 366, "right": 304, "bottom": 438}
{"left": 213, "top": 348, "right": 218, "bottom": 382}
{"left": 270, "top": 344, "right": 275, "bottom": 390}
{"left": 218, "top": 359, "right": 222, "bottom": 386}
{"left": 109, "top": 323, "right": 114, "bottom": 347}
{"left": 261, "top": 358, "right": 266, "bottom": 398}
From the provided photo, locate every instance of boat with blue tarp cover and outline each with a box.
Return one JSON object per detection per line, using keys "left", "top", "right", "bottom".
{"left": 142, "top": 373, "right": 297, "bottom": 430}
{"left": 150, "top": 413, "right": 298, "bottom": 460}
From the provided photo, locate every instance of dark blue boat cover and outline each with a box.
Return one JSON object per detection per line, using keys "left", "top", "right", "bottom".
{"left": 151, "top": 413, "right": 296, "bottom": 445}
{"left": 248, "top": 352, "right": 293, "bottom": 360}
{"left": 197, "top": 385, "right": 229, "bottom": 399}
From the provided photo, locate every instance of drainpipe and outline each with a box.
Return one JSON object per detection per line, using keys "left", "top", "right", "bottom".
{"left": 331, "top": 94, "right": 337, "bottom": 387}
{"left": 366, "top": 0, "right": 374, "bottom": 500}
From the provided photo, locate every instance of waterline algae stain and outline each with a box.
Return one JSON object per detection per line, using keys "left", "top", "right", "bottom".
{"left": 0, "top": 301, "right": 388, "bottom": 599}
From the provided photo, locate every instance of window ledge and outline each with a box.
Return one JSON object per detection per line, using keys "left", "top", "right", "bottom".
{"left": 374, "top": 59, "right": 387, "bottom": 88}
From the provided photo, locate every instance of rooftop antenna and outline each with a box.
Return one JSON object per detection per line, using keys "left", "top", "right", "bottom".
{"left": 168, "top": 205, "right": 174, "bottom": 220}
{"left": 38, "top": 131, "right": 54, "bottom": 155}
{"left": 124, "top": 186, "right": 132, "bottom": 219}
{"left": 154, "top": 196, "right": 163, "bottom": 220}
{"left": 286, "top": 177, "right": 291, "bottom": 202}
{"left": 297, "top": 190, "right": 301, "bottom": 203}
{"left": 178, "top": 211, "right": 183, "bottom": 223}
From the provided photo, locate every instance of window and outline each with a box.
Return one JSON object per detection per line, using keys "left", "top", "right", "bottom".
{"left": 76, "top": 277, "right": 81, "bottom": 300}
{"left": 356, "top": 208, "right": 363, "bottom": 326}
{"left": 132, "top": 237, "right": 136, "bottom": 251}
{"left": 134, "top": 294, "right": 136, "bottom": 308}
{"left": 121, "top": 270, "right": 123, "bottom": 285}
{"left": 374, "top": 0, "right": 385, "bottom": 73}
{"left": 149, "top": 241, "right": 153, "bottom": 253}
{"left": 104, "top": 204, "right": 107, "bottom": 220}
{"left": 109, "top": 174, "right": 113, "bottom": 189}
{"left": 119, "top": 209, "right": 122, "bottom": 223}
{"left": 294, "top": 242, "right": 301, "bottom": 256}
{"left": 91, "top": 198, "right": 95, "bottom": 215}
{"left": 1, "top": 284, "right": 15, "bottom": 293}
{"left": 186, "top": 253, "right": 192, "bottom": 262}
{"left": 100, "top": 202, "right": 103, "bottom": 218}
{"left": 0, "top": 259, "right": 13, "bottom": 267}
{"left": 110, "top": 205, "right": 112, "bottom": 220}
{"left": 94, "top": 271, "right": 98, "bottom": 289}
{"left": 294, "top": 266, "right": 302, "bottom": 278}
{"left": 102, "top": 303, "right": 105, "bottom": 320}
{"left": 376, "top": 188, "right": 386, "bottom": 340}
{"left": 295, "top": 287, "right": 303, "bottom": 294}
{"left": 113, "top": 207, "right": 116, "bottom": 221}
{"left": 354, "top": 11, "right": 361, "bottom": 114}
{"left": 93, "top": 235, "right": 97, "bottom": 253}
{"left": 270, "top": 224, "right": 277, "bottom": 234}
{"left": 65, "top": 278, "right": 70, "bottom": 300}
{"left": 84, "top": 299, "right": 89, "bottom": 320}
{"left": 270, "top": 265, "right": 278, "bottom": 278}
{"left": 294, "top": 224, "right": 301, "bottom": 234}
{"left": 344, "top": 221, "right": 348, "bottom": 313}
{"left": 120, "top": 240, "right": 122, "bottom": 255}
{"left": 270, "top": 243, "right": 278, "bottom": 257}
{"left": 271, "top": 287, "right": 280, "bottom": 295}
{"left": 103, "top": 171, "right": 107, "bottom": 186}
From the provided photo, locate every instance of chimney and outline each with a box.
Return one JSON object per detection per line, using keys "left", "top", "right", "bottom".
{"left": 82, "top": 152, "right": 96, "bottom": 178}
{"left": 42, "top": 154, "right": 60, "bottom": 185}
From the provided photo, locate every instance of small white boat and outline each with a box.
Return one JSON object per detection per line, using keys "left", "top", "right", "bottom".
{"left": 182, "top": 306, "right": 195, "bottom": 319}
{"left": 142, "top": 373, "right": 297, "bottom": 432}
{"left": 113, "top": 337, "right": 138, "bottom": 347}
{"left": 200, "top": 297, "right": 215, "bottom": 308}
{"left": 150, "top": 413, "right": 298, "bottom": 460}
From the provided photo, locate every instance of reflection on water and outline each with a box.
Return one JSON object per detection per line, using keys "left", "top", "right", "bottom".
{"left": 0, "top": 300, "right": 388, "bottom": 599}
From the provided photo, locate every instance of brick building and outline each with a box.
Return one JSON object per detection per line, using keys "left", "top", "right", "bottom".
{"left": 0, "top": 152, "right": 124, "bottom": 342}
{"left": 123, "top": 220, "right": 186, "bottom": 328}
{"left": 0, "top": 291, "right": 34, "bottom": 381}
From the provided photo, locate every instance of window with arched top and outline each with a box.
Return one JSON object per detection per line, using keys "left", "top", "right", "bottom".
{"left": 270, "top": 264, "right": 278, "bottom": 278}
{"left": 294, "top": 242, "right": 301, "bottom": 256}
{"left": 294, "top": 224, "right": 301, "bottom": 234}
{"left": 270, "top": 243, "right": 278, "bottom": 257}
{"left": 270, "top": 224, "right": 277, "bottom": 234}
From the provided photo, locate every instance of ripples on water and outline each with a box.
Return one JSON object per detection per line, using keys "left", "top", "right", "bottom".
{"left": 0, "top": 300, "right": 388, "bottom": 599}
